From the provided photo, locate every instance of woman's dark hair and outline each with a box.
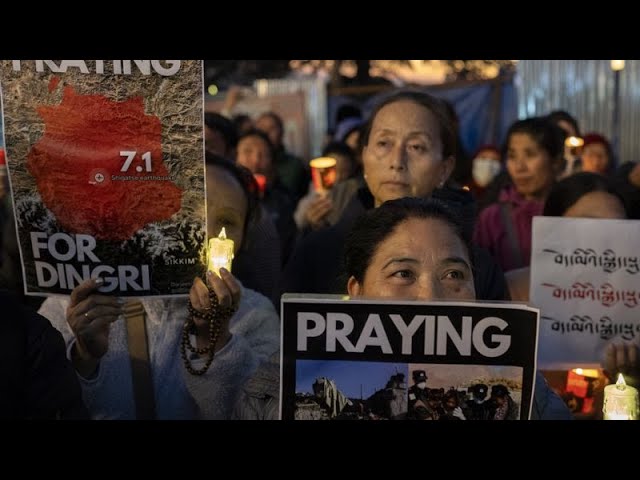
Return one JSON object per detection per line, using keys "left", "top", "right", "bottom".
{"left": 204, "top": 112, "right": 238, "bottom": 150}
{"left": 322, "top": 141, "right": 357, "bottom": 176}
{"left": 503, "top": 117, "right": 565, "bottom": 164}
{"left": 543, "top": 172, "right": 628, "bottom": 217}
{"left": 322, "top": 140, "right": 356, "bottom": 159}
{"left": 205, "top": 152, "right": 260, "bottom": 250}
{"left": 232, "top": 113, "right": 252, "bottom": 133}
{"left": 336, "top": 103, "right": 362, "bottom": 125}
{"left": 361, "top": 91, "right": 456, "bottom": 161}
{"left": 546, "top": 110, "right": 581, "bottom": 137}
{"left": 343, "top": 197, "right": 472, "bottom": 284}
{"left": 256, "top": 111, "right": 284, "bottom": 136}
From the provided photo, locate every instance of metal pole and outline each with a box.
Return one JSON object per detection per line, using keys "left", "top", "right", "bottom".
{"left": 612, "top": 68, "right": 621, "bottom": 162}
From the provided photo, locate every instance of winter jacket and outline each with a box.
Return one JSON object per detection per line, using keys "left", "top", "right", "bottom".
{"left": 0, "top": 290, "right": 88, "bottom": 419}
{"left": 474, "top": 185, "right": 544, "bottom": 272}
{"left": 282, "top": 186, "right": 510, "bottom": 301}
{"left": 38, "top": 284, "right": 279, "bottom": 420}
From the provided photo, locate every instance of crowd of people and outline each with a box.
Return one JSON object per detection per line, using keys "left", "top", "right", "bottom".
{"left": 1, "top": 86, "right": 639, "bottom": 420}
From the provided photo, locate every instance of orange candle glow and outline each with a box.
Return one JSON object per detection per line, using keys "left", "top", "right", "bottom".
{"left": 309, "top": 157, "right": 337, "bottom": 194}
{"left": 208, "top": 227, "right": 234, "bottom": 276}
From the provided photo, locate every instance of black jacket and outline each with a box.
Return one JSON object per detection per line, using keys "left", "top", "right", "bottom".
{"left": 614, "top": 162, "right": 640, "bottom": 219}
{"left": 0, "top": 290, "right": 88, "bottom": 419}
{"left": 281, "top": 186, "right": 509, "bottom": 301}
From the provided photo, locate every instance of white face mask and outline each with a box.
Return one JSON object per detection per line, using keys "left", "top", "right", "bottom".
{"left": 417, "top": 381, "right": 427, "bottom": 389}
{"left": 472, "top": 158, "right": 501, "bottom": 187}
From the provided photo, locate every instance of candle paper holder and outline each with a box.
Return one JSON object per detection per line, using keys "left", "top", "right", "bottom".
{"left": 310, "top": 157, "right": 337, "bottom": 195}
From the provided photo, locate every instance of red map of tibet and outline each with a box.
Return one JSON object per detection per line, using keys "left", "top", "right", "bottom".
{"left": 27, "top": 84, "right": 183, "bottom": 241}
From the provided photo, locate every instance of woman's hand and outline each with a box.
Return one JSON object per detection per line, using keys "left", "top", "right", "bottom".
{"left": 305, "top": 194, "right": 333, "bottom": 230}
{"left": 188, "top": 268, "right": 241, "bottom": 353}
{"left": 603, "top": 341, "right": 640, "bottom": 387}
{"left": 66, "top": 277, "right": 123, "bottom": 377}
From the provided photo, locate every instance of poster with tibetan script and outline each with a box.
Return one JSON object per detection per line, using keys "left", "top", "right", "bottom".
{"left": 0, "top": 60, "right": 206, "bottom": 297}
{"left": 280, "top": 295, "right": 539, "bottom": 420}
{"left": 530, "top": 217, "right": 640, "bottom": 369}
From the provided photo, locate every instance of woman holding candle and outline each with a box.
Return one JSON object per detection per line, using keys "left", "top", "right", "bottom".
{"left": 37, "top": 155, "right": 280, "bottom": 419}
{"left": 282, "top": 90, "right": 509, "bottom": 301}
{"left": 293, "top": 141, "right": 358, "bottom": 233}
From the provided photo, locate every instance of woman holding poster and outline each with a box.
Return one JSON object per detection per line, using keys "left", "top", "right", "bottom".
{"left": 238, "top": 197, "right": 572, "bottom": 420}
{"left": 343, "top": 197, "right": 572, "bottom": 420}
{"left": 38, "top": 156, "right": 280, "bottom": 420}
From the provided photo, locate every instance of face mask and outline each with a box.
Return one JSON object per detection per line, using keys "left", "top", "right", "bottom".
{"left": 472, "top": 158, "right": 501, "bottom": 187}
{"left": 417, "top": 382, "right": 427, "bottom": 389}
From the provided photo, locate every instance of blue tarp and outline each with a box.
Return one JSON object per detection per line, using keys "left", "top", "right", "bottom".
{"left": 329, "top": 76, "right": 518, "bottom": 158}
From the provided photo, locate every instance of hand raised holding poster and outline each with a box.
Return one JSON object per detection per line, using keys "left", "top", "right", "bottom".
{"left": 0, "top": 60, "right": 206, "bottom": 296}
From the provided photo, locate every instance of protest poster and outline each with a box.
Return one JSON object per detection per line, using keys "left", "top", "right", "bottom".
{"left": 0, "top": 60, "right": 206, "bottom": 297}
{"left": 530, "top": 217, "right": 640, "bottom": 369}
{"left": 281, "top": 295, "right": 539, "bottom": 420}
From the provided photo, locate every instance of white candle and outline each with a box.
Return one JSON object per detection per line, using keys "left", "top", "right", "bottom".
{"left": 208, "top": 227, "right": 234, "bottom": 276}
{"left": 603, "top": 373, "right": 639, "bottom": 420}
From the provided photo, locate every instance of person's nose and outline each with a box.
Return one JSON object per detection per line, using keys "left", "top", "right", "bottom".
{"left": 511, "top": 156, "right": 527, "bottom": 173}
{"left": 247, "top": 152, "right": 263, "bottom": 172}
{"left": 389, "top": 143, "right": 407, "bottom": 171}
{"left": 413, "top": 276, "right": 443, "bottom": 301}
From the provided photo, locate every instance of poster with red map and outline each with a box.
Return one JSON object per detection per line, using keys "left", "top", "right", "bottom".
{"left": 0, "top": 60, "right": 206, "bottom": 297}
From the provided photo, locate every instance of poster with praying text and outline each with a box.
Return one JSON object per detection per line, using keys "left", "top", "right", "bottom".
{"left": 0, "top": 60, "right": 206, "bottom": 297}
{"left": 530, "top": 217, "right": 640, "bottom": 369}
{"left": 280, "top": 295, "right": 539, "bottom": 420}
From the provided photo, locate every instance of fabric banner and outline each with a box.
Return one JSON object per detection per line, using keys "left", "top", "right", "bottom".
{"left": 0, "top": 60, "right": 206, "bottom": 297}
{"left": 329, "top": 77, "right": 518, "bottom": 157}
{"left": 281, "top": 295, "right": 539, "bottom": 420}
{"left": 530, "top": 217, "right": 640, "bottom": 369}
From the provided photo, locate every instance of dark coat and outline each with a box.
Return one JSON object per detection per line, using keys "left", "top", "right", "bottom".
{"left": 281, "top": 186, "right": 510, "bottom": 301}
{"left": 0, "top": 195, "right": 44, "bottom": 310}
{"left": 0, "top": 290, "right": 88, "bottom": 419}
{"left": 614, "top": 162, "right": 640, "bottom": 219}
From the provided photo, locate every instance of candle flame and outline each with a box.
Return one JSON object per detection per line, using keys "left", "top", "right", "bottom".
{"left": 616, "top": 373, "right": 627, "bottom": 390}
{"left": 309, "top": 157, "right": 337, "bottom": 169}
{"left": 571, "top": 368, "right": 599, "bottom": 378}
{"left": 219, "top": 227, "right": 227, "bottom": 240}
{"left": 565, "top": 136, "right": 584, "bottom": 148}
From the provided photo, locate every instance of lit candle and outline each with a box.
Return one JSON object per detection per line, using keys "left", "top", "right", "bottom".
{"left": 603, "top": 373, "right": 639, "bottom": 420}
{"left": 208, "top": 227, "right": 235, "bottom": 276}
{"left": 564, "top": 136, "right": 584, "bottom": 148}
{"left": 309, "top": 157, "right": 337, "bottom": 195}
{"left": 253, "top": 173, "right": 267, "bottom": 198}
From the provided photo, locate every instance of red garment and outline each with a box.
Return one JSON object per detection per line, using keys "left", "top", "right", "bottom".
{"left": 473, "top": 185, "right": 544, "bottom": 272}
